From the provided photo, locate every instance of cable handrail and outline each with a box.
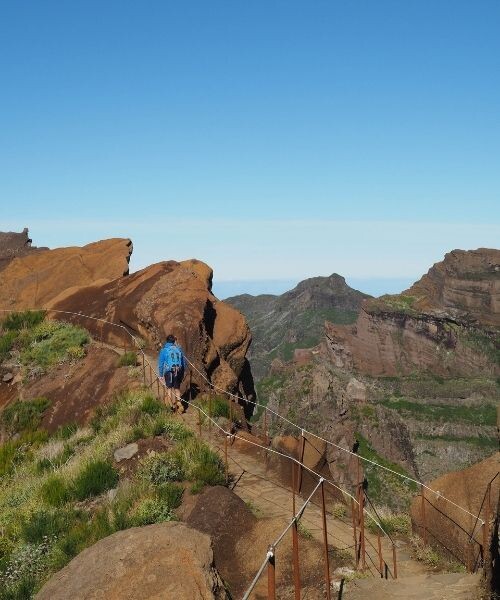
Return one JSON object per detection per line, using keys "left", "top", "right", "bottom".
{"left": 0, "top": 306, "right": 484, "bottom": 525}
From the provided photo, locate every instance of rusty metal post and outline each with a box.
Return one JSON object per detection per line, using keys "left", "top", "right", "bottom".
{"left": 142, "top": 353, "right": 146, "bottom": 386}
{"left": 483, "top": 483, "right": 491, "bottom": 565}
{"left": 229, "top": 398, "right": 233, "bottom": 424}
{"left": 351, "top": 498, "right": 358, "bottom": 568}
{"left": 148, "top": 364, "right": 152, "bottom": 387}
{"left": 264, "top": 409, "right": 268, "bottom": 445}
{"left": 208, "top": 392, "right": 212, "bottom": 432}
{"left": 357, "top": 456, "right": 360, "bottom": 489}
{"left": 292, "top": 463, "right": 297, "bottom": 516}
{"left": 292, "top": 518, "right": 301, "bottom": 599}
{"left": 224, "top": 435, "right": 229, "bottom": 484}
{"left": 421, "top": 485, "right": 427, "bottom": 545}
{"left": 320, "top": 481, "right": 332, "bottom": 600}
{"left": 156, "top": 376, "right": 160, "bottom": 398}
{"left": 198, "top": 406, "right": 202, "bottom": 437}
{"left": 359, "top": 487, "right": 366, "bottom": 569}
{"left": 297, "top": 432, "right": 306, "bottom": 493}
{"left": 377, "top": 530, "right": 383, "bottom": 577}
{"left": 267, "top": 547, "right": 276, "bottom": 600}
{"left": 392, "top": 543, "right": 398, "bottom": 579}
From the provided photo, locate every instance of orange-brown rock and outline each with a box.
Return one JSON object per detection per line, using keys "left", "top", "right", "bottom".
{"left": 410, "top": 453, "right": 500, "bottom": 569}
{"left": 51, "top": 260, "right": 255, "bottom": 400}
{"left": 325, "top": 249, "right": 499, "bottom": 378}
{"left": 0, "top": 238, "right": 132, "bottom": 309}
{"left": 325, "top": 309, "right": 498, "bottom": 378}
{"left": 407, "top": 248, "right": 500, "bottom": 327}
{"left": 35, "top": 523, "right": 230, "bottom": 600}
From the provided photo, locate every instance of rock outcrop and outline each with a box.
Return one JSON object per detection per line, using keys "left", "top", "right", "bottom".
{"left": 325, "top": 249, "right": 499, "bottom": 378}
{"left": 0, "top": 228, "right": 47, "bottom": 273}
{"left": 51, "top": 260, "right": 255, "bottom": 400}
{"left": 35, "top": 522, "right": 230, "bottom": 600}
{"left": 0, "top": 237, "right": 132, "bottom": 309}
{"left": 407, "top": 248, "right": 500, "bottom": 327}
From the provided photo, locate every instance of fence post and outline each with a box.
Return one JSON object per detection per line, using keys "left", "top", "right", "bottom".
{"left": 224, "top": 435, "right": 229, "bottom": 484}
{"left": 482, "top": 483, "right": 491, "bottom": 566}
{"left": 421, "top": 485, "right": 427, "bottom": 545}
{"left": 268, "top": 546, "right": 276, "bottom": 600}
{"left": 351, "top": 498, "right": 358, "bottom": 568}
{"left": 142, "top": 353, "right": 146, "bottom": 386}
{"left": 208, "top": 392, "right": 213, "bottom": 432}
{"left": 297, "top": 432, "right": 306, "bottom": 493}
{"left": 377, "top": 530, "right": 383, "bottom": 577}
{"left": 264, "top": 409, "right": 268, "bottom": 445}
{"left": 320, "top": 481, "right": 332, "bottom": 600}
{"left": 292, "top": 462, "right": 297, "bottom": 516}
{"left": 198, "top": 406, "right": 202, "bottom": 437}
{"left": 392, "top": 543, "right": 398, "bottom": 579}
{"left": 156, "top": 376, "right": 160, "bottom": 398}
{"left": 359, "top": 487, "right": 366, "bottom": 569}
{"left": 292, "top": 517, "right": 301, "bottom": 599}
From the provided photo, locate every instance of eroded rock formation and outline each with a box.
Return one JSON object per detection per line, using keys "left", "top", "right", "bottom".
{"left": 0, "top": 228, "right": 47, "bottom": 273}
{"left": 325, "top": 249, "right": 499, "bottom": 378}
{"left": 407, "top": 248, "right": 500, "bottom": 327}
{"left": 35, "top": 523, "right": 230, "bottom": 600}
{"left": 0, "top": 237, "right": 132, "bottom": 309}
{"left": 51, "top": 259, "right": 255, "bottom": 400}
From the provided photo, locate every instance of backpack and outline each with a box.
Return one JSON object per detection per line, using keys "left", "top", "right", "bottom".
{"left": 163, "top": 344, "right": 183, "bottom": 374}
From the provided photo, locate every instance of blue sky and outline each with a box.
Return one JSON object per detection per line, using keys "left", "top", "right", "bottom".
{"left": 1, "top": 1, "right": 499, "bottom": 297}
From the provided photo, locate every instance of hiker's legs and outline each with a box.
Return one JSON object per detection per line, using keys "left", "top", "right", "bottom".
{"left": 164, "top": 372, "right": 176, "bottom": 409}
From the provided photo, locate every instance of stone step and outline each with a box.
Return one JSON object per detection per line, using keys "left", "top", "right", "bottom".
{"left": 343, "top": 572, "right": 482, "bottom": 600}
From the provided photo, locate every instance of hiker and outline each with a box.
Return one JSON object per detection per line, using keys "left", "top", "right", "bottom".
{"left": 158, "top": 334, "right": 187, "bottom": 412}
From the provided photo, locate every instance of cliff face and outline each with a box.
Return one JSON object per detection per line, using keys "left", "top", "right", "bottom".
{"left": 325, "top": 249, "right": 499, "bottom": 379}
{"left": 226, "top": 273, "right": 370, "bottom": 378}
{"left": 0, "top": 237, "right": 133, "bottom": 309}
{"left": 51, "top": 259, "right": 255, "bottom": 400}
{"left": 407, "top": 248, "right": 500, "bottom": 327}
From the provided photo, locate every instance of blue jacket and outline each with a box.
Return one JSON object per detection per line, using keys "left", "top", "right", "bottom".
{"left": 158, "top": 342, "right": 187, "bottom": 376}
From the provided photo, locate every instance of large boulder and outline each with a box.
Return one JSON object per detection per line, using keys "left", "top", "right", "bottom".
{"left": 36, "top": 523, "right": 230, "bottom": 600}
{"left": 51, "top": 259, "right": 256, "bottom": 400}
{"left": 0, "top": 238, "right": 132, "bottom": 309}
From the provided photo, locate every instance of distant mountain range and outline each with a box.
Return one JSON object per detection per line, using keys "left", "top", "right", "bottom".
{"left": 225, "top": 273, "right": 370, "bottom": 379}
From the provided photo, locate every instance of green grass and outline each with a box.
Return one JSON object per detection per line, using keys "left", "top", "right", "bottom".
{"left": 380, "top": 397, "right": 497, "bottom": 426}
{"left": 1, "top": 398, "right": 51, "bottom": 435}
{"left": 356, "top": 433, "right": 417, "bottom": 508}
{"left": 1, "top": 311, "right": 46, "bottom": 332}
{"left": 140, "top": 395, "right": 163, "bottom": 416}
{"left": 118, "top": 351, "right": 137, "bottom": 367}
{"left": 72, "top": 460, "right": 119, "bottom": 501}
{"left": 0, "top": 331, "right": 17, "bottom": 362}
{"left": 196, "top": 395, "right": 231, "bottom": 420}
{"left": 40, "top": 476, "right": 71, "bottom": 507}
{"left": 20, "top": 321, "right": 89, "bottom": 371}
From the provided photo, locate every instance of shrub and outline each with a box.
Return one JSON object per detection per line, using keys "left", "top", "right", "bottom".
{"left": 2, "top": 311, "right": 45, "bottom": 332}
{"left": 21, "top": 322, "right": 89, "bottom": 370}
{"left": 410, "top": 535, "right": 440, "bottom": 567}
{"left": 66, "top": 345, "right": 86, "bottom": 360}
{"left": 140, "top": 395, "right": 163, "bottom": 416}
{"left": 72, "top": 460, "right": 119, "bottom": 501}
{"left": 131, "top": 498, "right": 175, "bottom": 526}
{"left": 56, "top": 422, "right": 78, "bottom": 440}
{"left": 41, "top": 475, "right": 71, "bottom": 507}
{"left": 139, "top": 452, "right": 185, "bottom": 485}
{"left": 367, "top": 510, "right": 411, "bottom": 536}
{"left": 0, "top": 441, "right": 19, "bottom": 477}
{"left": 0, "top": 331, "right": 17, "bottom": 362}
{"left": 176, "top": 439, "right": 225, "bottom": 487}
{"left": 21, "top": 509, "right": 69, "bottom": 544}
{"left": 197, "top": 395, "right": 230, "bottom": 420}
{"left": 156, "top": 482, "right": 184, "bottom": 509}
{"left": 162, "top": 419, "right": 193, "bottom": 442}
{"left": 332, "top": 502, "right": 347, "bottom": 519}
{"left": 118, "top": 351, "right": 137, "bottom": 367}
{"left": 1, "top": 398, "right": 51, "bottom": 434}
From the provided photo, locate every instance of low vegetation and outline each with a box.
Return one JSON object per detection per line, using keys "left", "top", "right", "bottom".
{"left": 0, "top": 311, "right": 89, "bottom": 377}
{"left": 0, "top": 386, "right": 226, "bottom": 599}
